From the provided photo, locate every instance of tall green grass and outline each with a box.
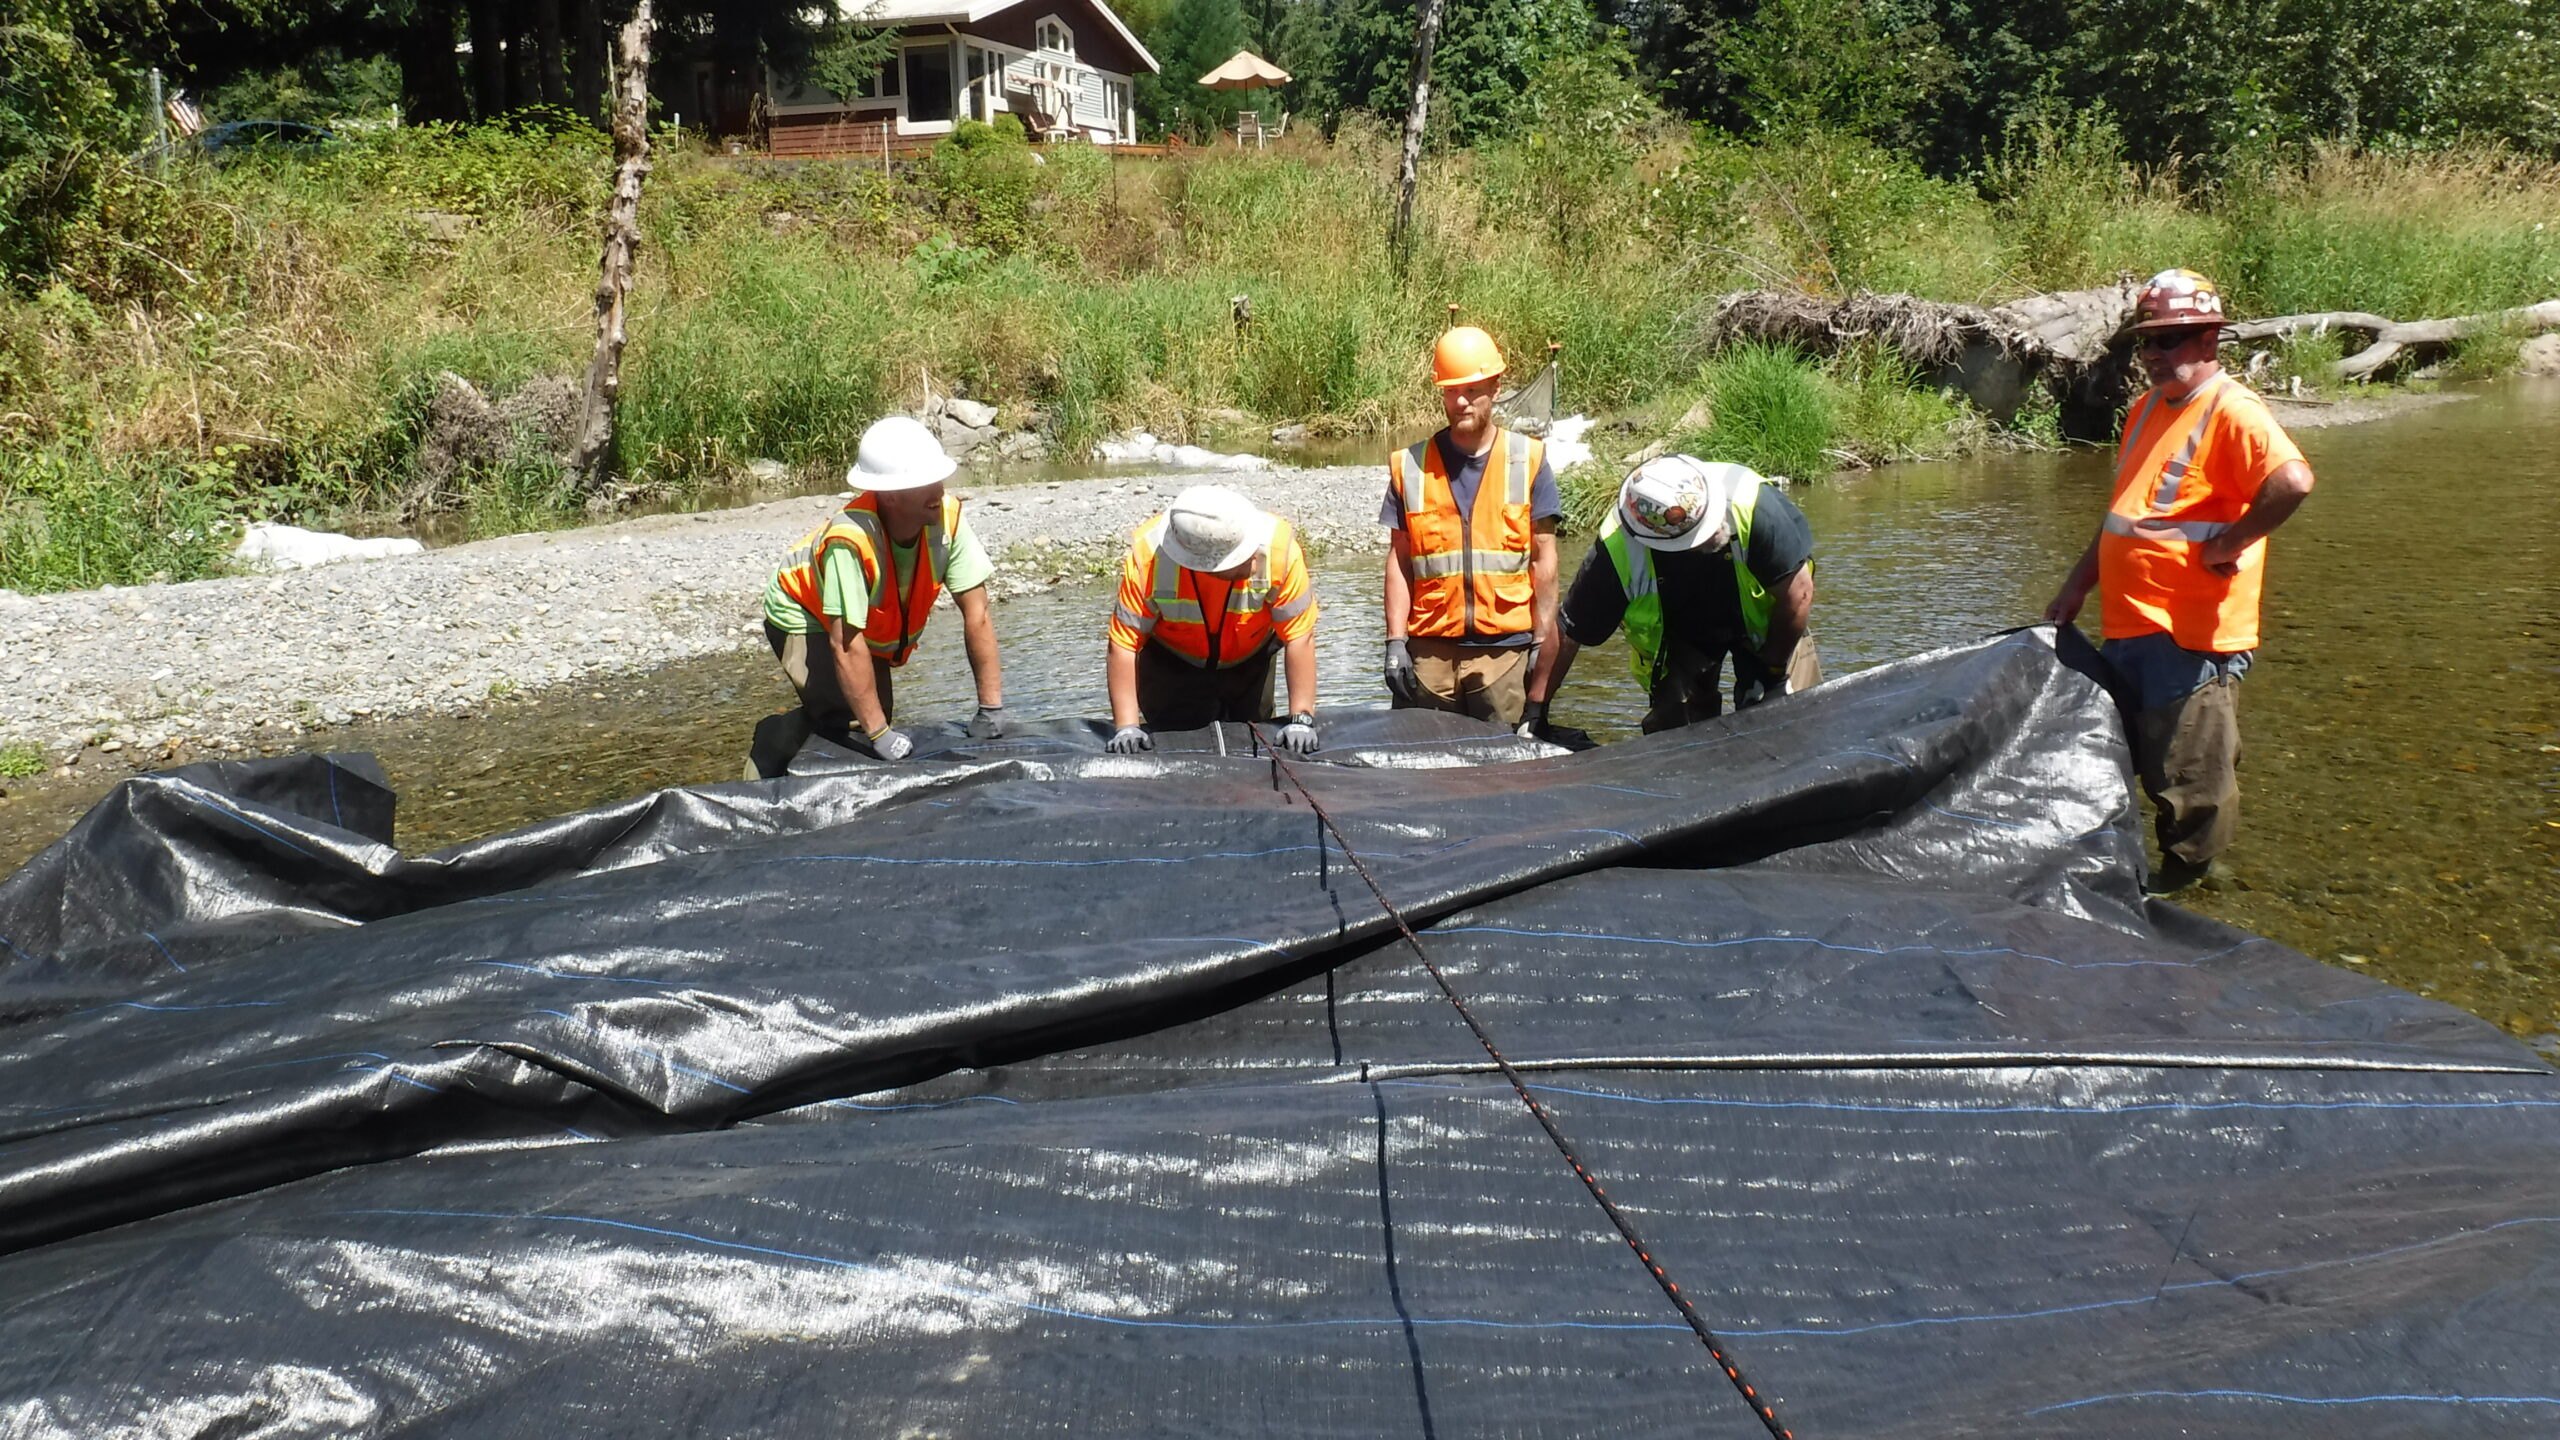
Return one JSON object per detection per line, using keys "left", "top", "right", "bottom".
{"left": 5, "top": 119, "right": 2559, "bottom": 591}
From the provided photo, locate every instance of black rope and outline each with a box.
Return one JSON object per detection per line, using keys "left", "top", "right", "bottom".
{"left": 1248, "top": 724, "right": 1795, "bottom": 1440}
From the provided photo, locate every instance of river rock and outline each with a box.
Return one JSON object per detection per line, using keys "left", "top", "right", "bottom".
{"left": 937, "top": 416, "right": 998, "bottom": 456}
{"left": 944, "top": 397, "right": 999, "bottom": 429}
{"left": 2520, "top": 333, "right": 2560, "bottom": 377}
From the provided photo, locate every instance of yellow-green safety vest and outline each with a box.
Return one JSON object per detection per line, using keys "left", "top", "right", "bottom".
{"left": 1599, "top": 475, "right": 1797, "bottom": 685}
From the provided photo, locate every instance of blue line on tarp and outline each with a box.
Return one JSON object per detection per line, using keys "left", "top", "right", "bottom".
{"left": 1505, "top": 1080, "right": 2560, "bottom": 1121}
{"left": 348, "top": 1064, "right": 443, "bottom": 1093}
{"left": 2028, "top": 1389, "right": 2560, "bottom": 1415}
{"left": 820, "top": 1094, "right": 1025, "bottom": 1112}
{"left": 142, "top": 932, "right": 186, "bottom": 974}
{"left": 75, "top": 999, "right": 284, "bottom": 1014}
{"left": 0, "top": 932, "right": 44, "bottom": 964}
{"left": 1427, "top": 924, "right": 2182, "bottom": 972}
{"left": 1829, "top": 748, "right": 1918, "bottom": 769}
{"left": 328, "top": 1207, "right": 1690, "bottom": 1334}
{"left": 1581, "top": 783, "right": 1676, "bottom": 799}
{"left": 328, "top": 763, "right": 343, "bottom": 829}
{"left": 232, "top": 1050, "right": 394, "bottom": 1073}
{"left": 477, "top": 960, "right": 687, "bottom": 988}
{"left": 199, "top": 797, "right": 318, "bottom": 858}
{"left": 764, "top": 836, "right": 1476, "bottom": 870}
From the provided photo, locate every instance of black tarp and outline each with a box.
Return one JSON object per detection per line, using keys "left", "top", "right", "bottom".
{"left": 2, "top": 628, "right": 2556, "bottom": 1438}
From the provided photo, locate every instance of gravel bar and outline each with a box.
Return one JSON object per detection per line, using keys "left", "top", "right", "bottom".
{"left": 0, "top": 463, "right": 1390, "bottom": 777}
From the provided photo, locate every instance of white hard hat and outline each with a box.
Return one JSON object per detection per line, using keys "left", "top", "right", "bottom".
{"left": 847, "top": 415, "right": 957, "bottom": 492}
{"left": 1618, "top": 456, "right": 1757, "bottom": 552}
{"left": 1158, "top": 485, "right": 1273, "bottom": 572}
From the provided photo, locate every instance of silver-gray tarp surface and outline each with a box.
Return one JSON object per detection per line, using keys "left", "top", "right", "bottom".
{"left": 1, "top": 627, "right": 2554, "bottom": 1438}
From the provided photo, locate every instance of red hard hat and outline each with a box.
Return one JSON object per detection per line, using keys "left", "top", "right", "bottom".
{"left": 2133, "top": 268, "right": 2227, "bottom": 331}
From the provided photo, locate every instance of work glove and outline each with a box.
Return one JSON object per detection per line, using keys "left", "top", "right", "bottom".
{"left": 1277, "top": 712, "right": 1320, "bottom": 756}
{"left": 1732, "top": 653, "right": 1785, "bottom": 711}
{"left": 867, "top": 725, "right": 914, "bottom": 761}
{"left": 1106, "top": 725, "right": 1154, "bottom": 755}
{"left": 967, "top": 704, "right": 1006, "bottom": 740}
{"left": 1383, "top": 638, "right": 1422, "bottom": 704}
{"left": 1514, "top": 699, "right": 1551, "bottom": 739}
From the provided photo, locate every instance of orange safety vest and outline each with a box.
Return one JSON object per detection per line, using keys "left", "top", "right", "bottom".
{"left": 771, "top": 493, "right": 961, "bottom": 666}
{"left": 1389, "top": 427, "right": 1541, "bottom": 638}
{"left": 1117, "top": 515, "right": 1312, "bottom": 667}
{"left": 2097, "top": 375, "right": 2265, "bottom": 652}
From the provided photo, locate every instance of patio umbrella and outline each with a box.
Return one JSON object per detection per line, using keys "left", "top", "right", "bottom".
{"left": 1197, "top": 50, "right": 1291, "bottom": 90}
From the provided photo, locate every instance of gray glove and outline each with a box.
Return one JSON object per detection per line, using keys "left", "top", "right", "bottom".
{"left": 1514, "top": 699, "right": 1551, "bottom": 739}
{"left": 1277, "top": 713, "right": 1319, "bottom": 756}
{"left": 1383, "top": 638, "right": 1422, "bottom": 704}
{"left": 867, "top": 725, "right": 914, "bottom": 761}
{"left": 967, "top": 704, "right": 1005, "bottom": 739}
{"left": 1106, "top": 725, "right": 1154, "bottom": 755}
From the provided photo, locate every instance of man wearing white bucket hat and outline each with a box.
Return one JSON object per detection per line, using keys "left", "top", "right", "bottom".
{"left": 1526, "top": 456, "right": 1819, "bottom": 736}
{"left": 761, "top": 415, "right": 1005, "bottom": 760}
{"left": 1104, "top": 485, "right": 1320, "bottom": 754}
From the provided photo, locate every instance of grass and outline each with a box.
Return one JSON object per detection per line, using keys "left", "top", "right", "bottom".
{"left": 3, "top": 119, "right": 2558, "bottom": 591}
{"left": 0, "top": 743, "right": 43, "bottom": 778}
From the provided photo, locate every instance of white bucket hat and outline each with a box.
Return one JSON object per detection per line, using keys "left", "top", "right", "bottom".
{"left": 1618, "top": 456, "right": 1759, "bottom": 552}
{"left": 1159, "top": 485, "right": 1274, "bottom": 572}
{"left": 846, "top": 415, "right": 958, "bottom": 492}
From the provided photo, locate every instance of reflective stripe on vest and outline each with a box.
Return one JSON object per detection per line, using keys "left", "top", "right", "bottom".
{"left": 1391, "top": 428, "right": 1539, "bottom": 637}
{"left": 770, "top": 493, "right": 959, "bottom": 666}
{"left": 1124, "top": 514, "right": 1300, "bottom": 668}
{"left": 2095, "top": 373, "right": 2270, "bottom": 650}
{"left": 1599, "top": 479, "right": 1779, "bottom": 685}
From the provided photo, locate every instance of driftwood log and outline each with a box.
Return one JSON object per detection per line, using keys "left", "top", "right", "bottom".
{"left": 2223, "top": 299, "right": 2560, "bottom": 378}
{"left": 567, "top": 0, "right": 655, "bottom": 490}
{"left": 1702, "top": 285, "right": 2560, "bottom": 438}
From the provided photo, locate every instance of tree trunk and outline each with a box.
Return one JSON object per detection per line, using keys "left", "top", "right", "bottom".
{"left": 571, "top": 0, "right": 607, "bottom": 123}
{"left": 398, "top": 0, "right": 469, "bottom": 124}
{"left": 534, "top": 0, "right": 569, "bottom": 108}
{"left": 2226, "top": 298, "right": 2560, "bottom": 378}
{"left": 468, "top": 0, "right": 507, "bottom": 119}
{"left": 1390, "top": 0, "right": 1448, "bottom": 257}
{"left": 568, "top": 0, "right": 655, "bottom": 491}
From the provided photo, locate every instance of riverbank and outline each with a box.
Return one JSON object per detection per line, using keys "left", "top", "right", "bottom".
{"left": 0, "top": 461, "right": 1387, "bottom": 779}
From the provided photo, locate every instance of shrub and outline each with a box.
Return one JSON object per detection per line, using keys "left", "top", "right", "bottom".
{"left": 1682, "top": 342, "right": 1837, "bottom": 480}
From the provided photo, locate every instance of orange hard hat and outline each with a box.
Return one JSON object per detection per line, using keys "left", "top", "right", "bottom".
{"left": 1433, "top": 326, "right": 1506, "bottom": 387}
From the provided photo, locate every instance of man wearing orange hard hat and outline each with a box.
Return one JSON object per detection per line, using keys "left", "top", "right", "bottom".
{"left": 2044, "top": 268, "right": 2316, "bottom": 894}
{"left": 1378, "top": 322, "right": 1562, "bottom": 727}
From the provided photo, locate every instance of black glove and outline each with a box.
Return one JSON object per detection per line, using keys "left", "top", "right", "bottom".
{"left": 867, "top": 725, "right": 914, "bottom": 761}
{"left": 1514, "top": 698, "right": 1551, "bottom": 739}
{"left": 967, "top": 704, "right": 1005, "bottom": 739}
{"left": 1105, "top": 725, "right": 1154, "bottom": 755}
{"left": 1732, "top": 652, "right": 1783, "bottom": 710}
{"left": 1383, "top": 638, "right": 1421, "bottom": 704}
{"left": 1277, "top": 712, "right": 1319, "bottom": 755}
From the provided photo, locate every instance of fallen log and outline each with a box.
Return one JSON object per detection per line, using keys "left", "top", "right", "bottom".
{"left": 2224, "top": 299, "right": 2560, "bottom": 378}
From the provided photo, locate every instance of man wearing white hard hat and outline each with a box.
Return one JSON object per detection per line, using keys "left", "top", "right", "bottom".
{"left": 1104, "top": 485, "right": 1320, "bottom": 754}
{"left": 760, "top": 415, "right": 1005, "bottom": 760}
{"left": 1526, "top": 456, "right": 1819, "bottom": 736}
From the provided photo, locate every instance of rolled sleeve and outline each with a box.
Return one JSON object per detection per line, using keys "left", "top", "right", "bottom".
{"left": 816, "top": 546, "right": 870, "bottom": 627}
{"left": 1268, "top": 533, "right": 1319, "bottom": 643}
{"left": 1106, "top": 541, "right": 1155, "bottom": 652}
{"left": 1530, "top": 455, "right": 1562, "bottom": 521}
{"left": 941, "top": 512, "right": 994, "bottom": 593}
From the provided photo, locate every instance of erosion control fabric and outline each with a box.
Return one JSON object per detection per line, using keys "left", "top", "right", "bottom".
{"left": 1, "top": 629, "right": 2555, "bottom": 1438}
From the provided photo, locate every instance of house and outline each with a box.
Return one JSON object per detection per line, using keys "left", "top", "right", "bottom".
{"left": 764, "top": 0, "right": 1159, "bottom": 156}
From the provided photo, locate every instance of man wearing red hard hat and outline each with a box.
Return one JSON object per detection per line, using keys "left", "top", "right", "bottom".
{"left": 1378, "top": 323, "right": 1563, "bottom": 726}
{"left": 2045, "top": 269, "right": 2317, "bottom": 894}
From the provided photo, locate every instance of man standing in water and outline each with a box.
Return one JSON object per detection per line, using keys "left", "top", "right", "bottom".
{"left": 1380, "top": 324, "right": 1562, "bottom": 728}
{"left": 762, "top": 415, "right": 1005, "bottom": 761}
{"left": 2045, "top": 269, "right": 2317, "bottom": 893}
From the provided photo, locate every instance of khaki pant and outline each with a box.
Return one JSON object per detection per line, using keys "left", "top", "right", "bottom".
{"left": 1640, "top": 633, "right": 1826, "bottom": 734}
{"left": 766, "top": 621, "right": 894, "bottom": 742}
{"left": 1136, "top": 641, "right": 1278, "bottom": 729}
{"left": 1397, "top": 637, "right": 1529, "bottom": 728}
{"left": 2131, "top": 673, "right": 2242, "bottom": 868}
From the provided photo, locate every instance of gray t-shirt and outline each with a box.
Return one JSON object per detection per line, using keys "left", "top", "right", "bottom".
{"left": 1380, "top": 429, "right": 1564, "bottom": 649}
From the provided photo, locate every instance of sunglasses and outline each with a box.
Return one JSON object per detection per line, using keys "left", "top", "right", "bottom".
{"left": 2138, "top": 329, "right": 2217, "bottom": 353}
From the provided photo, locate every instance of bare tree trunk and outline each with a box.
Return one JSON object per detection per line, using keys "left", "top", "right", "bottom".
{"left": 468, "top": 0, "right": 507, "bottom": 119}
{"left": 1390, "top": 0, "right": 1448, "bottom": 257}
{"left": 2226, "top": 298, "right": 2560, "bottom": 378}
{"left": 568, "top": 0, "right": 655, "bottom": 492}
{"left": 571, "top": 0, "right": 607, "bottom": 123}
{"left": 398, "top": 0, "right": 469, "bottom": 124}
{"left": 534, "top": 0, "right": 569, "bottom": 108}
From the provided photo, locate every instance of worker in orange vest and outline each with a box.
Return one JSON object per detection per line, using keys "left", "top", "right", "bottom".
{"left": 762, "top": 416, "right": 1005, "bottom": 761}
{"left": 1105, "top": 485, "right": 1320, "bottom": 754}
{"left": 1380, "top": 324, "right": 1562, "bottom": 727}
{"left": 2044, "top": 269, "right": 2316, "bottom": 893}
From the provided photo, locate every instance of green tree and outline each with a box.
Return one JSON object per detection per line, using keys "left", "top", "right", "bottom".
{"left": 1, "top": 0, "right": 151, "bottom": 283}
{"left": 1140, "top": 0, "right": 1249, "bottom": 140}
{"left": 1495, "top": 39, "right": 1660, "bottom": 248}
{"left": 1319, "top": 0, "right": 1594, "bottom": 145}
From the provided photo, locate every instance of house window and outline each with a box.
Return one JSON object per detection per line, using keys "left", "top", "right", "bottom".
{"left": 856, "top": 55, "right": 901, "bottom": 99}
{"left": 904, "top": 43, "right": 954, "bottom": 121}
{"left": 1037, "top": 18, "right": 1073, "bottom": 55}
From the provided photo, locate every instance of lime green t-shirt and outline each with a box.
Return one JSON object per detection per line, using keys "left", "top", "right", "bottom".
{"left": 763, "top": 511, "right": 993, "bottom": 634}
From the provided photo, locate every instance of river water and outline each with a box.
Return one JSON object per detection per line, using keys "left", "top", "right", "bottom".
{"left": 5, "top": 384, "right": 2554, "bottom": 1033}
